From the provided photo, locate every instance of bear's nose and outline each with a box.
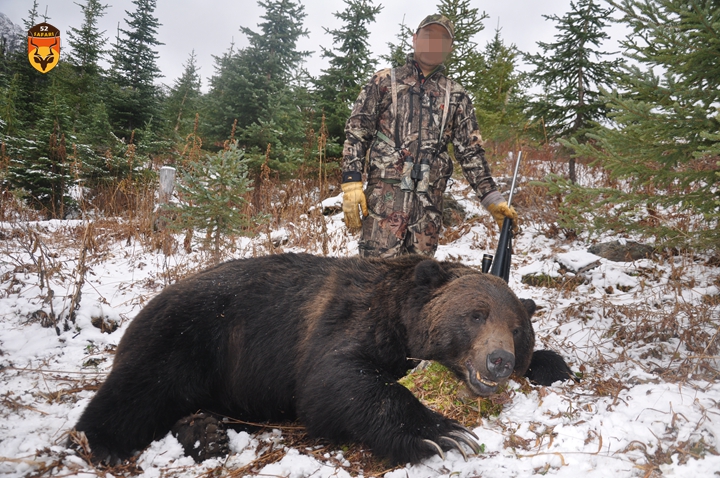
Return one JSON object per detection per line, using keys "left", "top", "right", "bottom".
{"left": 486, "top": 349, "right": 515, "bottom": 379}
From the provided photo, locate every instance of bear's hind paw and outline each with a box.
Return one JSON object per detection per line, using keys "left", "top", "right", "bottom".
{"left": 171, "top": 412, "right": 229, "bottom": 463}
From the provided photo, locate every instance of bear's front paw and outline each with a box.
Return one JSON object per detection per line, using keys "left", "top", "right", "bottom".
{"left": 525, "top": 349, "right": 577, "bottom": 386}
{"left": 423, "top": 425, "right": 482, "bottom": 461}
{"left": 171, "top": 412, "right": 229, "bottom": 462}
{"left": 66, "top": 429, "right": 124, "bottom": 466}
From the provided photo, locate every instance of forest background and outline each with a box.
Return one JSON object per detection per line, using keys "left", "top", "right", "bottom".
{"left": 0, "top": 0, "right": 718, "bottom": 254}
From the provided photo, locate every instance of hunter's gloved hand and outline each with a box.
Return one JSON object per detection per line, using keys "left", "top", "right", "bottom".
{"left": 341, "top": 181, "right": 368, "bottom": 230}
{"left": 482, "top": 191, "right": 519, "bottom": 234}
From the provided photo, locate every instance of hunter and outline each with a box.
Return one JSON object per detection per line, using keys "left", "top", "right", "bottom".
{"left": 341, "top": 14, "right": 518, "bottom": 258}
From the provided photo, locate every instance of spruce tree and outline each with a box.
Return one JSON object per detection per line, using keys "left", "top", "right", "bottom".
{"left": 168, "top": 141, "right": 254, "bottom": 264}
{"left": 202, "top": 42, "right": 238, "bottom": 141}
{"left": 65, "top": 0, "right": 113, "bottom": 147}
{"left": 473, "top": 28, "right": 528, "bottom": 150}
{"left": 239, "top": 0, "right": 310, "bottom": 84}
{"left": 437, "top": 0, "right": 488, "bottom": 95}
{"left": 164, "top": 50, "right": 202, "bottom": 138}
{"left": 67, "top": 0, "right": 108, "bottom": 81}
{"left": 106, "top": 0, "right": 163, "bottom": 138}
{"left": 8, "top": 0, "right": 51, "bottom": 127}
{"left": 314, "top": 0, "right": 382, "bottom": 144}
{"left": 526, "top": 0, "right": 620, "bottom": 182}
{"left": 2, "top": 1, "right": 77, "bottom": 217}
{"left": 380, "top": 16, "right": 415, "bottom": 68}
{"left": 0, "top": 73, "right": 21, "bottom": 135}
{"left": 550, "top": 0, "right": 720, "bottom": 251}
{"left": 204, "top": 0, "right": 311, "bottom": 163}
{"left": 6, "top": 78, "right": 75, "bottom": 218}
{"left": 382, "top": 19, "right": 412, "bottom": 68}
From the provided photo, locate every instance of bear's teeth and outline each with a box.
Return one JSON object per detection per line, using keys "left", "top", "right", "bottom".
{"left": 475, "top": 371, "right": 497, "bottom": 387}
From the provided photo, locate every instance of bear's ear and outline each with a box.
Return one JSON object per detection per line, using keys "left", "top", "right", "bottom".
{"left": 519, "top": 298, "right": 536, "bottom": 318}
{"left": 414, "top": 259, "right": 450, "bottom": 289}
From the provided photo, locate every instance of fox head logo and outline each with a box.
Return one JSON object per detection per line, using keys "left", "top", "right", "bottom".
{"left": 28, "top": 23, "right": 61, "bottom": 73}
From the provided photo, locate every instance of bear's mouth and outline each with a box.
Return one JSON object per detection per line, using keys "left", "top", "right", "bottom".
{"left": 465, "top": 360, "right": 500, "bottom": 396}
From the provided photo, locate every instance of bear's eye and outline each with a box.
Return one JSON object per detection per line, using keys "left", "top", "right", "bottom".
{"left": 513, "top": 328, "right": 520, "bottom": 336}
{"left": 470, "top": 310, "right": 488, "bottom": 323}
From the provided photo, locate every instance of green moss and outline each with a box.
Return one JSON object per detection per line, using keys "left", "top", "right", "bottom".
{"left": 399, "top": 362, "right": 509, "bottom": 426}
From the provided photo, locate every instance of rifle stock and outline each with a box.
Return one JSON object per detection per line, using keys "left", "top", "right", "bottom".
{"left": 489, "top": 217, "right": 513, "bottom": 282}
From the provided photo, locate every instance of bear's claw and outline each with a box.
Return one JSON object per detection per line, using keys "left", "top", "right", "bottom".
{"left": 448, "top": 430, "right": 482, "bottom": 455}
{"left": 423, "top": 428, "right": 482, "bottom": 461}
{"left": 423, "top": 439, "right": 445, "bottom": 460}
{"left": 440, "top": 436, "right": 467, "bottom": 461}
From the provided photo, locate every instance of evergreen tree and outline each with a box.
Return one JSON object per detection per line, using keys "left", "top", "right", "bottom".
{"left": 382, "top": 18, "right": 412, "bottom": 68}
{"left": 239, "top": 0, "right": 310, "bottom": 84}
{"left": 437, "top": 0, "right": 488, "bottom": 95}
{"left": 168, "top": 141, "right": 254, "bottom": 264}
{"left": 201, "top": 42, "right": 238, "bottom": 141}
{"left": 0, "top": 73, "right": 21, "bottom": 135}
{"left": 473, "top": 28, "right": 528, "bottom": 149}
{"left": 526, "top": 0, "right": 620, "bottom": 182}
{"left": 314, "top": 0, "right": 382, "bottom": 144}
{"left": 549, "top": 0, "right": 720, "bottom": 250}
{"left": 204, "top": 0, "right": 312, "bottom": 162}
{"left": 106, "top": 0, "right": 163, "bottom": 138}
{"left": 6, "top": 78, "right": 75, "bottom": 218}
{"left": 67, "top": 0, "right": 108, "bottom": 81}
{"left": 7, "top": 1, "right": 52, "bottom": 127}
{"left": 164, "top": 50, "right": 202, "bottom": 138}
{"left": 0, "top": 43, "right": 8, "bottom": 91}
{"left": 21, "top": 0, "right": 40, "bottom": 30}
{"left": 65, "top": 0, "right": 113, "bottom": 147}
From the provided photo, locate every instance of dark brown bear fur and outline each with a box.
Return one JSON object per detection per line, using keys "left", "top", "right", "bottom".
{"left": 70, "top": 253, "right": 572, "bottom": 465}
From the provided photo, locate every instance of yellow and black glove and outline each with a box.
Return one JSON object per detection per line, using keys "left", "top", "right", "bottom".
{"left": 341, "top": 178, "right": 368, "bottom": 230}
{"left": 482, "top": 191, "right": 519, "bottom": 234}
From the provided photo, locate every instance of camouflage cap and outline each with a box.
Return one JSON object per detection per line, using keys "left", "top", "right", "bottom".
{"left": 416, "top": 14, "right": 455, "bottom": 41}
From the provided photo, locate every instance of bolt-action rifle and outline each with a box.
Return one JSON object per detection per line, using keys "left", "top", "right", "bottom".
{"left": 481, "top": 151, "right": 522, "bottom": 283}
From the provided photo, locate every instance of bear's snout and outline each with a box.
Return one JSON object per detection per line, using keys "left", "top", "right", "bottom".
{"left": 464, "top": 350, "right": 515, "bottom": 397}
{"left": 463, "top": 332, "right": 517, "bottom": 396}
{"left": 486, "top": 349, "right": 515, "bottom": 379}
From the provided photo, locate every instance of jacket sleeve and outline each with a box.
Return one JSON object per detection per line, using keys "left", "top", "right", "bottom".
{"left": 450, "top": 92, "right": 498, "bottom": 199}
{"left": 341, "top": 72, "right": 384, "bottom": 183}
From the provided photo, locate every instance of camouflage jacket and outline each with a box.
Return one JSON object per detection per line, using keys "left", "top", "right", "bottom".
{"left": 342, "top": 54, "right": 497, "bottom": 199}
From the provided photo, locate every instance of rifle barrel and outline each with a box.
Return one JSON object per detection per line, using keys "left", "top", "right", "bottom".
{"left": 507, "top": 151, "right": 522, "bottom": 207}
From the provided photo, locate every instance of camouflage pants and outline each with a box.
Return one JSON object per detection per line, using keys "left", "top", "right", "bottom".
{"left": 358, "top": 178, "right": 445, "bottom": 258}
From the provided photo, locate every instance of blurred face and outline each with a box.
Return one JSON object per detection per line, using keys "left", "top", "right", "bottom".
{"left": 412, "top": 24, "right": 453, "bottom": 71}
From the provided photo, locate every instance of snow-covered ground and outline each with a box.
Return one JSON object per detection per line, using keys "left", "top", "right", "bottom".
{"left": 1, "top": 179, "right": 719, "bottom": 477}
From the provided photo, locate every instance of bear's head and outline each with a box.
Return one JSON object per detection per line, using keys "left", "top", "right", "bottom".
{"left": 409, "top": 259, "right": 536, "bottom": 397}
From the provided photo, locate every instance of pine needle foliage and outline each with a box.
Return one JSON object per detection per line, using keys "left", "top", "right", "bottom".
{"left": 437, "top": 0, "right": 488, "bottom": 95}
{"left": 106, "top": 0, "right": 163, "bottom": 137}
{"left": 547, "top": 0, "right": 720, "bottom": 251}
{"left": 526, "top": 0, "right": 620, "bottom": 182}
{"left": 314, "top": 0, "right": 382, "bottom": 144}
{"left": 382, "top": 18, "right": 412, "bottom": 68}
{"left": 472, "top": 28, "right": 528, "bottom": 148}
{"left": 168, "top": 141, "right": 256, "bottom": 263}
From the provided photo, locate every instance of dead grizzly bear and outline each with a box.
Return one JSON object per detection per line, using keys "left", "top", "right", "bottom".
{"left": 70, "top": 253, "right": 573, "bottom": 465}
